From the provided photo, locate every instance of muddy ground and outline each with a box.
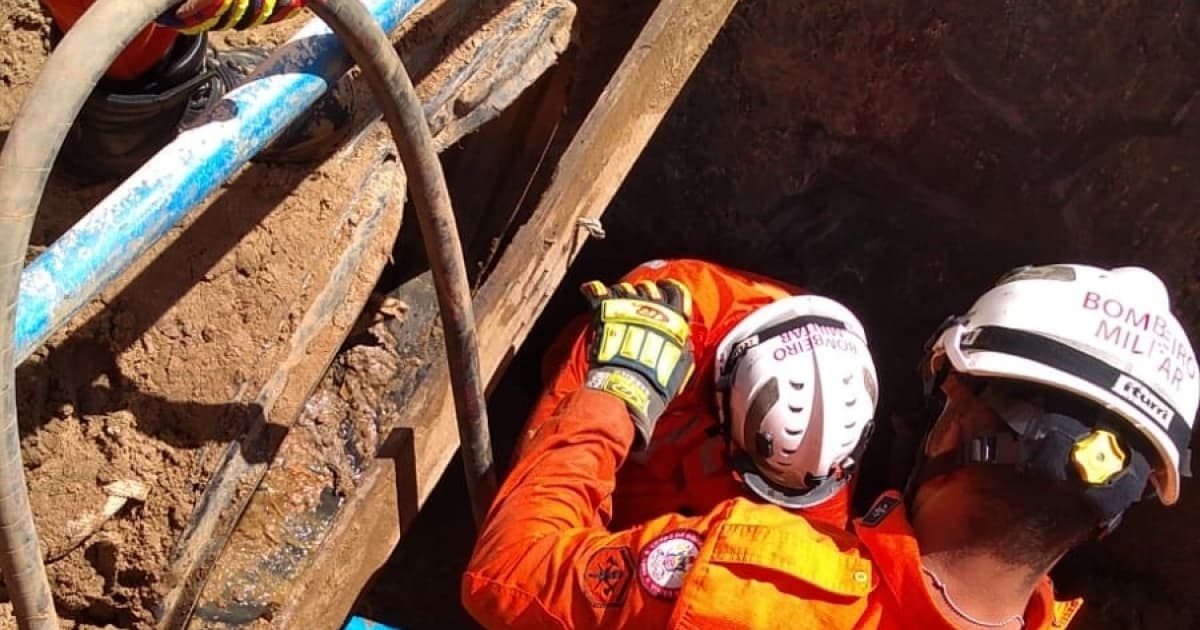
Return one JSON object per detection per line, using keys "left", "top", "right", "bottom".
{"left": 5, "top": 0, "right": 1200, "bottom": 628}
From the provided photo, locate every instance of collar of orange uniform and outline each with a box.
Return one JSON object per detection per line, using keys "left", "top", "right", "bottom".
{"left": 853, "top": 491, "right": 1067, "bottom": 630}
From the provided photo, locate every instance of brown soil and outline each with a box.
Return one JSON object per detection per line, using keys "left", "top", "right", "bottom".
{"left": 2, "top": 0, "right": 582, "bottom": 625}
{"left": 1, "top": 1, "right": 397, "bottom": 626}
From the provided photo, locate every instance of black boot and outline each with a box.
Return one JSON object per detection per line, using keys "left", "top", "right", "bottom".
{"left": 57, "top": 32, "right": 354, "bottom": 182}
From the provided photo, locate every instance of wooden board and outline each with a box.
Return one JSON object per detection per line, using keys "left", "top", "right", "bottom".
{"left": 267, "top": 0, "right": 741, "bottom": 625}
{"left": 175, "top": 1, "right": 577, "bottom": 627}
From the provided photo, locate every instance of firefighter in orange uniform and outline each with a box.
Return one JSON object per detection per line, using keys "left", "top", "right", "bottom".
{"left": 464, "top": 262, "right": 1198, "bottom": 630}
{"left": 518, "top": 259, "right": 878, "bottom": 531}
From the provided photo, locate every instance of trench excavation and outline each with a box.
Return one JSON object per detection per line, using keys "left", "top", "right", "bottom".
{"left": 356, "top": 2, "right": 1200, "bottom": 629}
{"left": 4, "top": 0, "right": 1200, "bottom": 629}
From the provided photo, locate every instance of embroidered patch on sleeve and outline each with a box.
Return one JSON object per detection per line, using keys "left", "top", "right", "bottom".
{"left": 582, "top": 547, "right": 634, "bottom": 607}
{"left": 638, "top": 530, "right": 703, "bottom": 601}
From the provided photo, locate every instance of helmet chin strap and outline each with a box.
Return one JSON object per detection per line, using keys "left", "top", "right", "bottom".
{"left": 900, "top": 358, "right": 952, "bottom": 509}
{"left": 731, "top": 451, "right": 850, "bottom": 509}
{"left": 729, "top": 417, "right": 876, "bottom": 509}
{"left": 907, "top": 383, "right": 1154, "bottom": 537}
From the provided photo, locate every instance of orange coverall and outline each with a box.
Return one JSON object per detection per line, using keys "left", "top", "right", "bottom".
{"left": 462, "top": 388, "right": 1083, "bottom": 629}
{"left": 518, "top": 258, "right": 851, "bottom": 530}
{"left": 40, "top": 0, "right": 179, "bottom": 80}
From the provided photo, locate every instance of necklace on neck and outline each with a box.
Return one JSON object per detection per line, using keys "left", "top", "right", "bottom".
{"left": 921, "top": 567, "right": 1026, "bottom": 629}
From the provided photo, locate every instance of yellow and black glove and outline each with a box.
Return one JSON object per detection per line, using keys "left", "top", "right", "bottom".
{"left": 580, "top": 278, "right": 696, "bottom": 450}
{"left": 156, "top": 0, "right": 305, "bottom": 34}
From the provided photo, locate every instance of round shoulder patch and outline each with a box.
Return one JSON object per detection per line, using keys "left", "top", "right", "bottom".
{"left": 638, "top": 529, "right": 703, "bottom": 600}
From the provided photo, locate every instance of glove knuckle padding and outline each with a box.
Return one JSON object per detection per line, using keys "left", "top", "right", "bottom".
{"left": 594, "top": 302, "right": 688, "bottom": 391}
{"left": 600, "top": 299, "right": 688, "bottom": 345}
{"left": 659, "top": 279, "right": 693, "bottom": 319}
{"left": 637, "top": 280, "right": 663, "bottom": 301}
{"left": 158, "top": 0, "right": 232, "bottom": 33}
{"left": 581, "top": 277, "right": 697, "bottom": 445}
{"left": 579, "top": 280, "right": 610, "bottom": 310}
{"left": 215, "top": 0, "right": 251, "bottom": 30}
{"left": 158, "top": 0, "right": 296, "bottom": 33}
{"left": 237, "top": 0, "right": 272, "bottom": 30}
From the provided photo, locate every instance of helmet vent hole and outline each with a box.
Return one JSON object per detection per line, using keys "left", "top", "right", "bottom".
{"left": 787, "top": 404, "right": 806, "bottom": 414}
{"left": 781, "top": 447, "right": 799, "bottom": 456}
{"left": 845, "top": 397, "right": 858, "bottom": 407}
{"left": 788, "top": 379, "right": 806, "bottom": 390}
{"left": 784, "top": 426, "right": 804, "bottom": 436}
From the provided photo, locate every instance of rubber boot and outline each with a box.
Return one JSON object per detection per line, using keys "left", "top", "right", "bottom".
{"left": 57, "top": 32, "right": 354, "bottom": 182}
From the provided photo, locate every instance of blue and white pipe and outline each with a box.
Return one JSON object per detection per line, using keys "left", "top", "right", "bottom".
{"left": 14, "top": 0, "right": 428, "bottom": 363}
{"left": 343, "top": 616, "right": 407, "bottom": 630}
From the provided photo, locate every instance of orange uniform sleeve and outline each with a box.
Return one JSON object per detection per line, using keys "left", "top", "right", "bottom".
{"left": 463, "top": 389, "right": 719, "bottom": 629}
{"left": 510, "top": 316, "right": 590, "bottom": 463}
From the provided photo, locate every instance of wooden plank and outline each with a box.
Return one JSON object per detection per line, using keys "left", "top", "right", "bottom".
{"left": 463, "top": 61, "right": 573, "bottom": 279}
{"left": 155, "top": 129, "right": 407, "bottom": 630}
{"left": 272, "top": 0, "right": 739, "bottom": 625}
{"left": 185, "top": 271, "right": 445, "bottom": 628}
{"left": 178, "top": 1, "right": 578, "bottom": 627}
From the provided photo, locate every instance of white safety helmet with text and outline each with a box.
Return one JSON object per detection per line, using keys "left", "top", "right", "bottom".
{"left": 715, "top": 295, "right": 879, "bottom": 508}
{"left": 925, "top": 264, "right": 1198, "bottom": 506}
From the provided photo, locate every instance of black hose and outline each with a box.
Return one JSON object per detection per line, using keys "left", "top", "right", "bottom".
{"left": 0, "top": 0, "right": 182, "bottom": 625}
{"left": 0, "top": 0, "right": 498, "bottom": 624}
{"left": 304, "top": 0, "right": 498, "bottom": 526}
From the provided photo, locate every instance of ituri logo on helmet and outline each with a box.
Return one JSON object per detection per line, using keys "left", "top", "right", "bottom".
{"left": 714, "top": 295, "right": 879, "bottom": 508}
{"left": 930, "top": 264, "right": 1199, "bottom": 505}
{"left": 1112, "top": 374, "right": 1172, "bottom": 430}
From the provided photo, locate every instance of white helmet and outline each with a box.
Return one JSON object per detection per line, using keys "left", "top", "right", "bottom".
{"left": 714, "top": 295, "right": 879, "bottom": 508}
{"left": 927, "top": 264, "right": 1198, "bottom": 505}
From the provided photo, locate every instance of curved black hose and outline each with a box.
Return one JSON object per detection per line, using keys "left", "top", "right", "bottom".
{"left": 0, "top": 0, "right": 498, "bottom": 625}
{"left": 0, "top": 1, "right": 181, "bottom": 626}
{"left": 305, "top": 0, "right": 498, "bottom": 525}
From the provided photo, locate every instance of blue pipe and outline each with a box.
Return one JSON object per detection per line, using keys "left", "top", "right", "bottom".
{"left": 343, "top": 617, "right": 408, "bottom": 630}
{"left": 14, "top": 0, "right": 428, "bottom": 363}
